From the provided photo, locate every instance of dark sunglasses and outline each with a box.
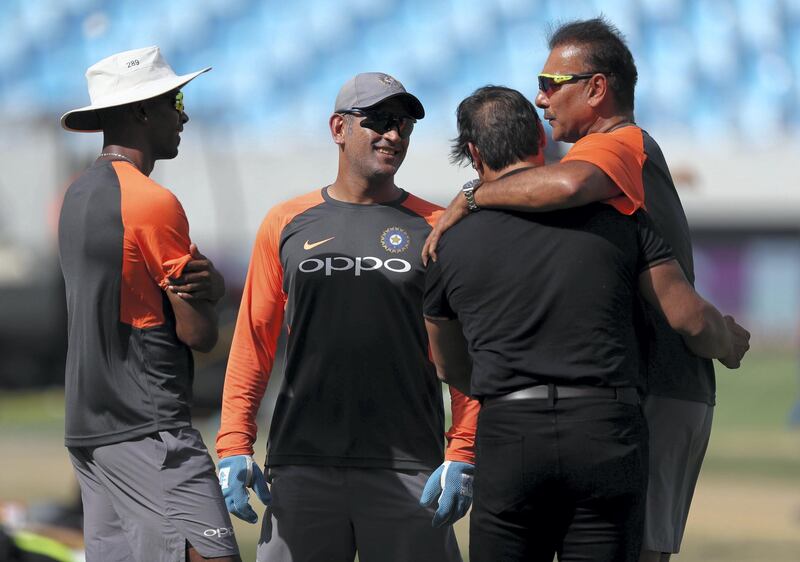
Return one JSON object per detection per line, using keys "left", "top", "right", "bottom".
{"left": 537, "top": 72, "right": 599, "bottom": 94}
{"left": 340, "top": 110, "right": 416, "bottom": 139}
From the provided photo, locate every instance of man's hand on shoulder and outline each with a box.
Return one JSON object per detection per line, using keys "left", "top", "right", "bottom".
{"left": 718, "top": 315, "right": 751, "bottom": 369}
{"left": 168, "top": 243, "right": 225, "bottom": 303}
{"left": 165, "top": 244, "right": 223, "bottom": 351}
{"left": 419, "top": 460, "right": 474, "bottom": 527}
{"left": 218, "top": 454, "right": 271, "bottom": 524}
{"left": 422, "top": 192, "right": 470, "bottom": 265}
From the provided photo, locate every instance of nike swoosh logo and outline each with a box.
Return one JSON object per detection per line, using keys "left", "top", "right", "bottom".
{"left": 303, "top": 237, "right": 335, "bottom": 250}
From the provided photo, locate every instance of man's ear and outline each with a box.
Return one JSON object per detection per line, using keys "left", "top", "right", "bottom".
{"left": 586, "top": 73, "right": 608, "bottom": 109}
{"left": 330, "top": 113, "right": 346, "bottom": 147}
{"left": 132, "top": 101, "right": 148, "bottom": 125}
{"left": 467, "top": 142, "right": 483, "bottom": 174}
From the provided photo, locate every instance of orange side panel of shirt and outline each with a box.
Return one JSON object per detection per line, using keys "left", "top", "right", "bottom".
{"left": 561, "top": 126, "right": 647, "bottom": 215}
{"left": 116, "top": 162, "right": 193, "bottom": 329}
{"left": 217, "top": 190, "right": 325, "bottom": 459}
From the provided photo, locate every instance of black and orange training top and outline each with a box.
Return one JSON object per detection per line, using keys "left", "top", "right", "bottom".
{"left": 58, "top": 160, "right": 195, "bottom": 447}
{"left": 562, "top": 125, "right": 715, "bottom": 404}
{"left": 217, "top": 187, "right": 479, "bottom": 469}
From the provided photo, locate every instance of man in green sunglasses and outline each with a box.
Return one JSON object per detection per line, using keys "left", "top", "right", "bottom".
{"left": 424, "top": 16, "right": 748, "bottom": 562}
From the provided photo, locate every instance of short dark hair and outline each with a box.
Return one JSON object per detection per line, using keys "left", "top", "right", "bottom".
{"left": 549, "top": 17, "right": 638, "bottom": 111}
{"left": 451, "top": 85, "right": 542, "bottom": 171}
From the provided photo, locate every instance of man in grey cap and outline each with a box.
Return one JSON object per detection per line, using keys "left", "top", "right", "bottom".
{"left": 215, "top": 72, "right": 478, "bottom": 561}
{"left": 59, "top": 46, "right": 240, "bottom": 561}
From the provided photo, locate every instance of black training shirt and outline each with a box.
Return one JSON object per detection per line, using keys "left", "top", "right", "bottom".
{"left": 424, "top": 202, "right": 673, "bottom": 398}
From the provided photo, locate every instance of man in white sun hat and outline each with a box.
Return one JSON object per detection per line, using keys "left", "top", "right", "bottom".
{"left": 58, "top": 46, "right": 241, "bottom": 562}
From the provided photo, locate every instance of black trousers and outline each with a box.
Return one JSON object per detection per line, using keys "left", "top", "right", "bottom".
{"left": 470, "top": 394, "right": 648, "bottom": 562}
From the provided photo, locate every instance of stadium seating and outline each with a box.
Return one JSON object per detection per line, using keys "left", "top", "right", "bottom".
{"left": 1, "top": 0, "right": 798, "bottom": 140}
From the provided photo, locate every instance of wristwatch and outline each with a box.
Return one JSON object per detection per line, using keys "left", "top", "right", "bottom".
{"left": 461, "top": 179, "right": 481, "bottom": 213}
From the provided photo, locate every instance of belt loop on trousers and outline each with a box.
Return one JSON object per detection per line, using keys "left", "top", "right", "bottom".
{"left": 547, "top": 383, "right": 556, "bottom": 406}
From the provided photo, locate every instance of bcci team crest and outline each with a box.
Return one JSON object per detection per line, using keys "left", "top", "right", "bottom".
{"left": 380, "top": 227, "right": 410, "bottom": 254}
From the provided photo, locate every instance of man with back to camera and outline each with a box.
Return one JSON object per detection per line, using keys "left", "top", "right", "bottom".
{"left": 423, "top": 17, "right": 738, "bottom": 562}
{"left": 58, "top": 46, "right": 240, "bottom": 561}
{"left": 424, "top": 84, "right": 750, "bottom": 561}
{"left": 215, "top": 72, "right": 479, "bottom": 562}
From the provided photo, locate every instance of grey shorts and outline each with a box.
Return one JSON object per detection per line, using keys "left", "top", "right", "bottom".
{"left": 69, "top": 427, "right": 239, "bottom": 562}
{"left": 642, "top": 395, "right": 714, "bottom": 554}
{"left": 257, "top": 465, "right": 462, "bottom": 562}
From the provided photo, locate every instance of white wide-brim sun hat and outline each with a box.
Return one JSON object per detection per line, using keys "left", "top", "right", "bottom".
{"left": 61, "top": 45, "right": 211, "bottom": 133}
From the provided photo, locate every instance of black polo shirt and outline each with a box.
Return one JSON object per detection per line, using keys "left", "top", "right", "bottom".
{"left": 424, "top": 200, "right": 673, "bottom": 398}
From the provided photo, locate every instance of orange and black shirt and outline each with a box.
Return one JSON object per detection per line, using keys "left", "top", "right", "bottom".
{"left": 562, "top": 126, "right": 715, "bottom": 404}
{"left": 217, "top": 187, "right": 478, "bottom": 469}
{"left": 58, "top": 160, "right": 195, "bottom": 447}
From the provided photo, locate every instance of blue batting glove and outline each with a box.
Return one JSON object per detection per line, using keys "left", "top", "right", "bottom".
{"left": 218, "top": 454, "right": 271, "bottom": 524}
{"left": 419, "top": 460, "right": 474, "bottom": 527}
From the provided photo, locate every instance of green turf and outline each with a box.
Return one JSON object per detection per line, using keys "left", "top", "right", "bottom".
{"left": 0, "top": 388, "right": 65, "bottom": 431}
{"left": 679, "top": 539, "right": 800, "bottom": 561}
{"left": 701, "top": 453, "right": 800, "bottom": 481}
{"left": 702, "top": 352, "right": 800, "bottom": 483}
{"left": 713, "top": 353, "right": 798, "bottom": 430}
{"left": 1, "top": 351, "right": 797, "bottom": 562}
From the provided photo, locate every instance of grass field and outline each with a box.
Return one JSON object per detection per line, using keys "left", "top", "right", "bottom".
{"left": 1, "top": 351, "right": 798, "bottom": 561}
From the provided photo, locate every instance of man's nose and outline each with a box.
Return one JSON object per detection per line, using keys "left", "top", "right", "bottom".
{"left": 535, "top": 90, "right": 549, "bottom": 109}
{"left": 382, "top": 126, "right": 401, "bottom": 141}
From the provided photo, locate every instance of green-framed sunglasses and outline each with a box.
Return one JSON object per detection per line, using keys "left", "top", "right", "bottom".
{"left": 174, "top": 91, "right": 184, "bottom": 112}
{"left": 537, "top": 72, "right": 599, "bottom": 94}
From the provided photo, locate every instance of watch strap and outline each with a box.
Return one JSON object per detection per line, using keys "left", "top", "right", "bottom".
{"left": 461, "top": 179, "right": 481, "bottom": 213}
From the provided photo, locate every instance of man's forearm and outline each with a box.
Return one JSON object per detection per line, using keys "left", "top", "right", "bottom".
{"left": 474, "top": 161, "right": 620, "bottom": 212}
{"left": 425, "top": 318, "right": 473, "bottom": 395}
{"left": 677, "top": 299, "right": 733, "bottom": 359}
{"left": 168, "top": 291, "right": 219, "bottom": 352}
{"left": 436, "top": 364, "right": 472, "bottom": 396}
{"left": 640, "top": 261, "right": 735, "bottom": 361}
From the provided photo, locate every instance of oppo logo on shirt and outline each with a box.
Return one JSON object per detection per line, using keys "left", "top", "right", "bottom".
{"left": 298, "top": 256, "right": 412, "bottom": 276}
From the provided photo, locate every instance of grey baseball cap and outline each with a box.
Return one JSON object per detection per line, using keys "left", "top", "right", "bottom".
{"left": 334, "top": 72, "right": 425, "bottom": 119}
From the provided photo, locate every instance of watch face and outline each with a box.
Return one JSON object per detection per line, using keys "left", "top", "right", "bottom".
{"left": 462, "top": 178, "right": 481, "bottom": 191}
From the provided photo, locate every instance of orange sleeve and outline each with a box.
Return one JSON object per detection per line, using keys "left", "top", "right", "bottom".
{"left": 117, "top": 162, "right": 193, "bottom": 288}
{"left": 216, "top": 210, "right": 287, "bottom": 458}
{"left": 560, "top": 127, "right": 646, "bottom": 215}
{"left": 445, "top": 386, "right": 479, "bottom": 464}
